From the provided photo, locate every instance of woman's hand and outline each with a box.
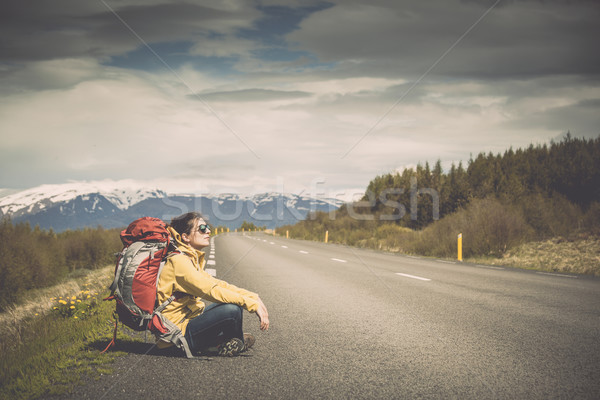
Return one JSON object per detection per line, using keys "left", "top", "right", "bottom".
{"left": 256, "top": 297, "right": 269, "bottom": 331}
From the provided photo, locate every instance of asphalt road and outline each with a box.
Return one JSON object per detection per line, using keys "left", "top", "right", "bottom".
{"left": 59, "top": 232, "right": 600, "bottom": 399}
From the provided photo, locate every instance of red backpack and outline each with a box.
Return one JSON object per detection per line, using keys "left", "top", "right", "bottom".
{"left": 102, "top": 217, "right": 193, "bottom": 358}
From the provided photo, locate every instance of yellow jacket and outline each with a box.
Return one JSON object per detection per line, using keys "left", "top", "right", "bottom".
{"left": 156, "top": 227, "right": 259, "bottom": 348}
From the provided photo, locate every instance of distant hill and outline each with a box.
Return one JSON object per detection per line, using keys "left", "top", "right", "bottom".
{"left": 0, "top": 181, "right": 344, "bottom": 231}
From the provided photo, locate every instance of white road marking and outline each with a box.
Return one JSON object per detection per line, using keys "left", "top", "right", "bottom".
{"left": 209, "top": 255, "right": 215, "bottom": 259}
{"left": 299, "top": 250, "right": 309, "bottom": 254}
{"left": 270, "top": 242, "right": 275, "bottom": 244}
{"left": 206, "top": 260, "right": 216, "bottom": 266}
{"left": 281, "top": 245, "right": 288, "bottom": 248}
{"left": 536, "top": 272, "right": 578, "bottom": 279}
{"left": 331, "top": 258, "right": 347, "bottom": 263}
{"left": 205, "top": 268, "right": 216, "bottom": 277}
{"left": 474, "top": 264, "right": 504, "bottom": 270}
{"left": 395, "top": 273, "right": 431, "bottom": 281}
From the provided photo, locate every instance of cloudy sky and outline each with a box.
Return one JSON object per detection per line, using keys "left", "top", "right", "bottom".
{"left": 1, "top": 0, "right": 598, "bottom": 200}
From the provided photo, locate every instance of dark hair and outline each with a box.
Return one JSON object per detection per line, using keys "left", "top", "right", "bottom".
{"left": 169, "top": 212, "right": 204, "bottom": 235}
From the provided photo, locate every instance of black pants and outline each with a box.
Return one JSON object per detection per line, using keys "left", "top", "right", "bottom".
{"left": 183, "top": 303, "right": 244, "bottom": 351}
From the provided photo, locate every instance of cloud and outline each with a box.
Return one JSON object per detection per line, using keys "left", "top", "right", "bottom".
{"left": 287, "top": 0, "right": 600, "bottom": 79}
{"left": 189, "top": 36, "right": 258, "bottom": 58}
{"left": 0, "top": 0, "right": 598, "bottom": 197}
{"left": 194, "top": 88, "right": 311, "bottom": 102}
{"left": 0, "top": 0, "right": 261, "bottom": 63}
{"left": 0, "top": 58, "right": 107, "bottom": 93}
{"left": 0, "top": 64, "right": 260, "bottom": 186}
{"left": 502, "top": 96, "right": 600, "bottom": 138}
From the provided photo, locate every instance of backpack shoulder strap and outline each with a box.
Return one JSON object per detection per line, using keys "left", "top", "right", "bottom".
{"left": 108, "top": 241, "right": 145, "bottom": 293}
{"left": 108, "top": 249, "right": 126, "bottom": 293}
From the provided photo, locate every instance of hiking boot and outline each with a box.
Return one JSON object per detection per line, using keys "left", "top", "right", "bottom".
{"left": 217, "top": 337, "right": 245, "bottom": 357}
{"left": 243, "top": 333, "right": 255, "bottom": 351}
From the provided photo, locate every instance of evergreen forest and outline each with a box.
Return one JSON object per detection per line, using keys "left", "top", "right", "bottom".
{"left": 278, "top": 134, "right": 600, "bottom": 259}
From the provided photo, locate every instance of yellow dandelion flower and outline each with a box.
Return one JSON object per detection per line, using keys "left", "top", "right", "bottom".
{"left": 53, "top": 307, "right": 58, "bottom": 310}
{"left": 74, "top": 316, "right": 78, "bottom": 319}
{"left": 59, "top": 300, "right": 67, "bottom": 304}
{"left": 81, "top": 311, "right": 85, "bottom": 314}
{"left": 86, "top": 295, "right": 91, "bottom": 299}
{"left": 70, "top": 305, "right": 75, "bottom": 309}
{"left": 71, "top": 296, "right": 76, "bottom": 300}
{"left": 59, "top": 296, "right": 63, "bottom": 299}
{"left": 35, "top": 313, "right": 39, "bottom": 316}
{"left": 77, "top": 300, "right": 82, "bottom": 303}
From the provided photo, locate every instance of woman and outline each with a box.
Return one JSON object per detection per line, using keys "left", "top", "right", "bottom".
{"left": 156, "top": 212, "right": 269, "bottom": 356}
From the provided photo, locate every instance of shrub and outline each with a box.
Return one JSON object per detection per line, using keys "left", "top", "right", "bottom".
{"left": 0, "top": 221, "right": 121, "bottom": 312}
{"left": 409, "top": 197, "right": 533, "bottom": 258}
{"left": 582, "top": 202, "right": 600, "bottom": 236}
{"left": 519, "top": 192, "right": 583, "bottom": 238}
{"left": 462, "top": 197, "right": 533, "bottom": 257}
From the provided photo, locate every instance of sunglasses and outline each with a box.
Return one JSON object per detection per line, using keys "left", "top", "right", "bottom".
{"left": 196, "top": 224, "right": 211, "bottom": 234}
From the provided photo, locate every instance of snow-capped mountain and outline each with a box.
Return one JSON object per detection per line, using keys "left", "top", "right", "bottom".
{"left": 0, "top": 181, "right": 167, "bottom": 217}
{"left": 0, "top": 182, "right": 344, "bottom": 231}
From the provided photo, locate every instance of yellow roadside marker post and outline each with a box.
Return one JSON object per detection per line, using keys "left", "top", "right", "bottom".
{"left": 458, "top": 233, "right": 463, "bottom": 262}
{"left": 325, "top": 230, "right": 329, "bottom": 244}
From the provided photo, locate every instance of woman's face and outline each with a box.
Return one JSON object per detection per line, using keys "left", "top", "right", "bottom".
{"left": 182, "top": 218, "right": 211, "bottom": 250}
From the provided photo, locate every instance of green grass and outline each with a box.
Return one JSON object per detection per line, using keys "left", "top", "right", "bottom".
{"left": 0, "top": 272, "right": 146, "bottom": 399}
